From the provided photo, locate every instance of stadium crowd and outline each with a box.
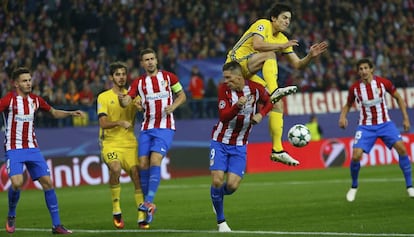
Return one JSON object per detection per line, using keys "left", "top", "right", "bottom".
{"left": 0, "top": 0, "right": 413, "bottom": 125}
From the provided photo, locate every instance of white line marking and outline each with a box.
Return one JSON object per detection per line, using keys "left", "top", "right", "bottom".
{"left": 160, "top": 178, "right": 404, "bottom": 190}
{"left": 16, "top": 228, "right": 414, "bottom": 236}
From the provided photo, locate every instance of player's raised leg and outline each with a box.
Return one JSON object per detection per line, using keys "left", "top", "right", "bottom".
{"left": 270, "top": 86, "right": 298, "bottom": 103}
{"left": 268, "top": 102, "right": 299, "bottom": 166}
{"left": 248, "top": 57, "right": 299, "bottom": 166}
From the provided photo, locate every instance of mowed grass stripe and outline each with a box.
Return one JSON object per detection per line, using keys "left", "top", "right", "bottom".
{"left": 2, "top": 165, "right": 413, "bottom": 237}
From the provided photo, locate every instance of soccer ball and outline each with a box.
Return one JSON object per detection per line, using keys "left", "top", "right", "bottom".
{"left": 287, "top": 124, "right": 311, "bottom": 147}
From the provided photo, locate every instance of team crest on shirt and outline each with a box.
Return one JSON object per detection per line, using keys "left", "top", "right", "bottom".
{"left": 374, "top": 88, "right": 380, "bottom": 96}
{"left": 161, "top": 79, "right": 168, "bottom": 89}
{"left": 219, "top": 100, "right": 226, "bottom": 109}
{"left": 257, "top": 24, "right": 264, "bottom": 31}
{"left": 29, "top": 100, "right": 37, "bottom": 110}
{"left": 247, "top": 94, "right": 254, "bottom": 104}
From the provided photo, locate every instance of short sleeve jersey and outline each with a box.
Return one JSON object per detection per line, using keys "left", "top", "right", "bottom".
{"left": 347, "top": 76, "right": 395, "bottom": 125}
{"left": 227, "top": 19, "right": 293, "bottom": 61}
{"left": 0, "top": 91, "right": 51, "bottom": 150}
{"left": 97, "top": 88, "right": 138, "bottom": 148}
{"left": 128, "top": 70, "right": 180, "bottom": 131}
{"left": 211, "top": 80, "right": 272, "bottom": 146}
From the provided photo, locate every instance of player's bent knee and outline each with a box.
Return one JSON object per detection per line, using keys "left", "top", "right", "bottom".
{"left": 10, "top": 175, "right": 24, "bottom": 189}
{"left": 11, "top": 182, "right": 23, "bottom": 190}
{"left": 351, "top": 157, "right": 362, "bottom": 162}
{"left": 226, "top": 183, "right": 239, "bottom": 192}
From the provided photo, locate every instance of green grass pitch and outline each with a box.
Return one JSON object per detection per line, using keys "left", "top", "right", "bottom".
{"left": 2, "top": 164, "right": 414, "bottom": 237}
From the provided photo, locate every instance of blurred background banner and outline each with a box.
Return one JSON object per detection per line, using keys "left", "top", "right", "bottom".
{"left": 1, "top": 132, "right": 413, "bottom": 192}
{"left": 246, "top": 133, "right": 414, "bottom": 173}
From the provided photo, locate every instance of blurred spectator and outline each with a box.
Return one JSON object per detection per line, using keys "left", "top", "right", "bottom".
{"left": 204, "top": 77, "right": 218, "bottom": 118}
{"left": 305, "top": 114, "right": 323, "bottom": 141}
{"left": 36, "top": 85, "right": 57, "bottom": 127}
{"left": 79, "top": 80, "right": 94, "bottom": 107}
{"left": 187, "top": 65, "right": 205, "bottom": 118}
{"left": 53, "top": 87, "right": 71, "bottom": 127}
{"left": 78, "top": 79, "right": 96, "bottom": 124}
{"left": 0, "top": 0, "right": 412, "bottom": 126}
{"left": 89, "top": 76, "right": 105, "bottom": 98}
{"left": 65, "top": 80, "right": 80, "bottom": 106}
{"left": 54, "top": 87, "right": 68, "bottom": 107}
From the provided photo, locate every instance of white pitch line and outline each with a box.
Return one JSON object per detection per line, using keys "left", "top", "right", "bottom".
{"left": 159, "top": 177, "right": 404, "bottom": 190}
{"left": 16, "top": 228, "right": 414, "bottom": 236}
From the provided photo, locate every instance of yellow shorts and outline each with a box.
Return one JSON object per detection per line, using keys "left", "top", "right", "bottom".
{"left": 225, "top": 56, "right": 251, "bottom": 79}
{"left": 225, "top": 55, "right": 268, "bottom": 88}
{"left": 101, "top": 145, "right": 138, "bottom": 173}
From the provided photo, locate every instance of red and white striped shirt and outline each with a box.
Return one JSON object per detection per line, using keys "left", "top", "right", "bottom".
{"left": 0, "top": 91, "right": 51, "bottom": 150}
{"left": 347, "top": 76, "right": 395, "bottom": 125}
{"left": 212, "top": 80, "right": 272, "bottom": 146}
{"left": 128, "top": 70, "right": 179, "bottom": 130}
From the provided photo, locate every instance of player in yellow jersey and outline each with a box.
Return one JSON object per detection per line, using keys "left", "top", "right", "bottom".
{"left": 226, "top": 3, "right": 328, "bottom": 165}
{"left": 97, "top": 61, "right": 148, "bottom": 229}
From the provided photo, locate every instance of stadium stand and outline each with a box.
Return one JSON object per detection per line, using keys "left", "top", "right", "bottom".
{"left": 0, "top": 0, "right": 413, "bottom": 125}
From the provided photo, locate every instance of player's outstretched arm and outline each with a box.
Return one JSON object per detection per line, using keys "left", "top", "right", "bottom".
{"left": 50, "top": 108, "right": 85, "bottom": 119}
{"left": 287, "top": 41, "right": 329, "bottom": 69}
{"left": 252, "top": 34, "right": 298, "bottom": 52}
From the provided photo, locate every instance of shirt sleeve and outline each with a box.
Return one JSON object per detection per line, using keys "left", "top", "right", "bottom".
{"left": 346, "top": 84, "right": 356, "bottom": 106}
{"left": 127, "top": 77, "right": 139, "bottom": 99}
{"left": 37, "top": 95, "right": 52, "bottom": 112}
{"left": 256, "top": 84, "right": 273, "bottom": 116}
{"left": 96, "top": 93, "right": 108, "bottom": 117}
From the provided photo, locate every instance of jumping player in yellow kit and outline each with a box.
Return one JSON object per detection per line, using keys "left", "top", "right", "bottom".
{"left": 226, "top": 3, "right": 328, "bottom": 165}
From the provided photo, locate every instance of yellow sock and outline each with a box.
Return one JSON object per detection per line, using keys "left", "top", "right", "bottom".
{"left": 111, "top": 184, "right": 121, "bottom": 214}
{"left": 269, "top": 111, "right": 284, "bottom": 152}
{"left": 263, "top": 58, "right": 278, "bottom": 93}
{"left": 135, "top": 190, "right": 145, "bottom": 222}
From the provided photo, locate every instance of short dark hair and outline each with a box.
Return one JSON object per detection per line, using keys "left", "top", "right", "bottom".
{"left": 356, "top": 58, "right": 373, "bottom": 69}
{"left": 109, "top": 61, "right": 128, "bottom": 76}
{"left": 11, "top": 67, "right": 30, "bottom": 81}
{"left": 140, "top": 48, "right": 156, "bottom": 60}
{"left": 269, "top": 3, "right": 293, "bottom": 21}
{"left": 222, "top": 61, "right": 242, "bottom": 73}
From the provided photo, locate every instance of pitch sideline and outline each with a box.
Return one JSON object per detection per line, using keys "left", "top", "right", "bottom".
{"left": 15, "top": 227, "right": 414, "bottom": 236}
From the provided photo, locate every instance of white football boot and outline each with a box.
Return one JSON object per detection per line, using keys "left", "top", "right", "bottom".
{"left": 217, "top": 221, "right": 231, "bottom": 232}
{"left": 270, "top": 86, "right": 298, "bottom": 103}
{"left": 346, "top": 188, "right": 358, "bottom": 202}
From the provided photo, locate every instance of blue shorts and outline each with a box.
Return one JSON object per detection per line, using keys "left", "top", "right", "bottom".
{"left": 209, "top": 140, "right": 246, "bottom": 178}
{"left": 353, "top": 121, "right": 402, "bottom": 153}
{"left": 5, "top": 148, "right": 50, "bottom": 180}
{"left": 138, "top": 129, "right": 175, "bottom": 157}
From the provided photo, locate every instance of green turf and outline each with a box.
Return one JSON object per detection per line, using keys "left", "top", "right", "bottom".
{"left": 2, "top": 164, "right": 414, "bottom": 237}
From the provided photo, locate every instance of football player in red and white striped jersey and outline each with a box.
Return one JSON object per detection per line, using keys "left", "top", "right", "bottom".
{"left": 209, "top": 61, "right": 273, "bottom": 231}
{"left": 339, "top": 58, "right": 413, "bottom": 202}
{"left": 119, "top": 48, "right": 186, "bottom": 224}
{"left": 1, "top": 67, "right": 84, "bottom": 234}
